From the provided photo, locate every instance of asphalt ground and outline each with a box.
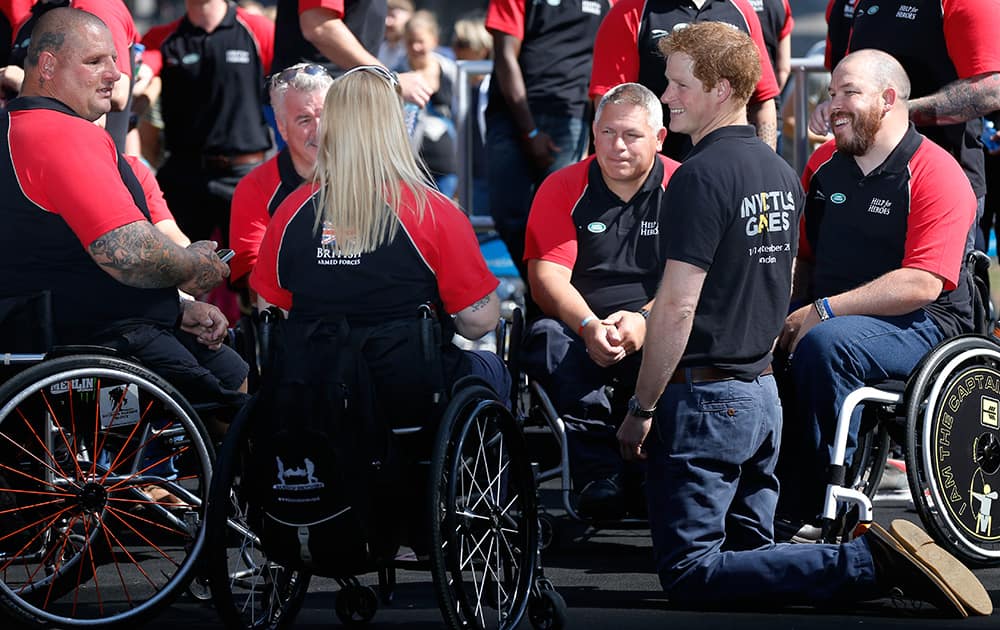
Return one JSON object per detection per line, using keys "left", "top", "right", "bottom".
{"left": 137, "top": 487, "right": 1000, "bottom": 630}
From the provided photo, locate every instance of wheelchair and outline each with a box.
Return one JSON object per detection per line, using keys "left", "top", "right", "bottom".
{"left": 495, "top": 309, "right": 650, "bottom": 553}
{"left": 0, "top": 291, "right": 263, "bottom": 628}
{"left": 810, "top": 251, "right": 1000, "bottom": 568}
{"left": 203, "top": 311, "right": 567, "bottom": 630}
{"left": 0, "top": 322, "right": 220, "bottom": 629}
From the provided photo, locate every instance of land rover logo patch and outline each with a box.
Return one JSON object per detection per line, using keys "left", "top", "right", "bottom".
{"left": 830, "top": 193, "right": 847, "bottom": 204}
{"left": 587, "top": 222, "right": 607, "bottom": 234}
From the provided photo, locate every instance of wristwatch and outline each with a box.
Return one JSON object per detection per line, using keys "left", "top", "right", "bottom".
{"left": 627, "top": 395, "right": 656, "bottom": 418}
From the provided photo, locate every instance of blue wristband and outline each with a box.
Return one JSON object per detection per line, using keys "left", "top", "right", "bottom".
{"left": 526, "top": 128, "right": 540, "bottom": 139}
{"left": 822, "top": 298, "right": 834, "bottom": 318}
{"left": 578, "top": 315, "right": 596, "bottom": 335}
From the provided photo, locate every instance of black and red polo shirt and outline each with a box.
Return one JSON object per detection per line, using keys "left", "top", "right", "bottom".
{"left": 664, "top": 125, "right": 801, "bottom": 379}
{"left": 800, "top": 126, "right": 976, "bottom": 336}
{"left": 250, "top": 184, "right": 499, "bottom": 324}
{"left": 824, "top": 0, "right": 1000, "bottom": 197}
{"left": 589, "top": 0, "right": 780, "bottom": 158}
{"left": 750, "top": 0, "right": 793, "bottom": 82}
{"left": 524, "top": 154, "right": 680, "bottom": 317}
{"left": 0, "top": 97, "right": 179, "bottom": 343}
{"left": 143, "top": 2, "right": 274, "bottom": 156}
{"left": 229, "top": 148, "right": 303, "bottom": 281}
{"left": 485, "top": 0, "right": 613, "bottom": 121}
{"left": 272, "top": 0, "right": 385, "bottom": 75}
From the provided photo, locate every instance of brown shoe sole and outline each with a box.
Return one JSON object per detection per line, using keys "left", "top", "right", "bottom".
{"left": 890, "top": 519, "right": 993, "bottom": 616}
{"left": 868, "top": 522, "right": 967, "bottom": 617}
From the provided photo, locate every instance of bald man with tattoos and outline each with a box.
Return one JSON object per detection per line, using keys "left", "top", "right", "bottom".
{"left": 0, "top": 7, "right": 248, "bottom": 403}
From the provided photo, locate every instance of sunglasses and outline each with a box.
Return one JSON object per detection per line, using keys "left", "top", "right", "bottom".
{"left": 270, "top": 63, "right": 329, "bottom": 88}
{"left": 337, "top": 64, "right": 402, "bottom": 94}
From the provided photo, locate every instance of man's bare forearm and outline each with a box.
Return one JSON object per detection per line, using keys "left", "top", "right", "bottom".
{"left": 88, "top": 221, "right": 198, "bottom": 288}
{"left": 749, "top": 99, "right": 777, "bottom": 150}
{"left": 909, "top": 72, "right": 1000, "bottom": 127}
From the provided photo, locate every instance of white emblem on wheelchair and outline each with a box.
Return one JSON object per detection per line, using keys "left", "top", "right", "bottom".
{"left": 981, "top": 396, "right": 999, "bottom": 428}
{"left": 98, "top": 384, "right": 140, "bottom": 428}
{"left": 50, "top": 377, "right": 96, "bottom": 395}
{"left": 972, "top": 482, "right": 997, "bottom": 536}
{"left": 274, "top": 457, "right": 324, "bottom": 498}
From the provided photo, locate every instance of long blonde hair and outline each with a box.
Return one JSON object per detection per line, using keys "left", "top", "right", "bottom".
{"left": 313, "top": 67, "right": 430, "bottom": 255}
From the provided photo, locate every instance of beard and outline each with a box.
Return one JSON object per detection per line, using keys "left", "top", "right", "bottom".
{"left": 834, "top": 106, "right": 882, "bottom": 156}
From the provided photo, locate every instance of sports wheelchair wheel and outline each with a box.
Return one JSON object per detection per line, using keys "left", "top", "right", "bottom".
{"left": 0, "top": 354, "right": 214, "bottom": 627}
{"left": 206, "top": 401, "right": 311, "bottom": 629}
{"left": 429, "top": 382, "right": 538, "bottom": 630}
{"left": 905, "top": 335, "right": 1000, "bottom": 566}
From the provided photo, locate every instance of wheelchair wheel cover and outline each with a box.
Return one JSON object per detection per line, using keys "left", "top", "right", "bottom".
{"left": 206, "top": 399, "right": 311, "bottom": 630}
{"left": 906, "top": 338, "right": 1000, "bottom": 566}
{"left": 0, "top": 354, "right": 214, "bottom": 627}
{"left": 429, "top": 384, "right": 538, "bottom": 630}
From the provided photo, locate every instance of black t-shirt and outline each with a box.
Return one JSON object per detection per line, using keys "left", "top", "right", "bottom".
{"left": 750, "top": 0, "right": 788, "bottom": 81}
{"left": 144, "top": 4, "right": 272, "bottom": 155}
{"left": 419, "top": 59, "right": 457, "bottom": 178}
{"left": 485, "top": 0, "right": 611, "bottom": 120}
{"left": 664, "top": 125, "right": 802, "bottom": 379}
{"left": 273, "top": 0, "right": 385, "bottom": 75}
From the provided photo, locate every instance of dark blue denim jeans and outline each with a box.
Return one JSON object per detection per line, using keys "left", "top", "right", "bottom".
{"left": 776, "top": 312, "right": 946, "bottom": 521}
{"left": 646, "top": 375, "right": 878, "bottom": 605}
{"left": 485, "top": 112, "right": 586, "bottom": 284}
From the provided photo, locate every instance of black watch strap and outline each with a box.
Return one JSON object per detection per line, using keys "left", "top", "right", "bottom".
{"left": 627, "top": 394, "right": 656, "bottom": 418}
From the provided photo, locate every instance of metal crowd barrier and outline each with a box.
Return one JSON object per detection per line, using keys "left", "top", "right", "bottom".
{"left": 454, "top": 57, "right": 830, "bottom": 227}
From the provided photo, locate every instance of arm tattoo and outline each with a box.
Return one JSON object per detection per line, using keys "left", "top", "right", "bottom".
{"left": 909, "top": 72, "right": 1000, "bottom": 127}
{"left": 88, "top": 221, "right": 194, "bottom": 288}
{"left": 470, "top": 294, "right": 491, "bottom": 312}
{"left": 755, "top": 120, "right": 778, "bottom": 150}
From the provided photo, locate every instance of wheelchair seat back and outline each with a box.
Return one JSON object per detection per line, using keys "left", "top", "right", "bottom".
{"left": 243, "top": 309, "right": 447, "bottom": 578}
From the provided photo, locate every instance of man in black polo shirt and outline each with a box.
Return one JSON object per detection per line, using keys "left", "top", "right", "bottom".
{"left": 522, "top": 82, "right": 679, "bottom": 519}
{"left": 0, "top": 8, "right": 246, "bottom": 404}
{"left": 272, "top": 0, "right": 430, "bottom": 105}
{"left": 142, "top": 0, "right": 274, "bottom": 246}
{"left": 776, "top": 48, "right": 976, "bottom": 536}
{"left": 485, "top": 0, "right": 612, "bottom": 301}
{"left": 615, "top": 24, "right": 990, "bottom": 616}
{"left": 815, "top": 0, "right": 1000, "bottom": 250}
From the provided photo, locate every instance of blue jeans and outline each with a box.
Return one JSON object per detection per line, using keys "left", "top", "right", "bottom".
{"left": 776, "top": 312, "right": 946, "bottom": 521}
{"left": 485, "top": 112, "right": 586, "bottom": 285}
{"left": 646, "top": 375, "right": 878, "bottom": 605}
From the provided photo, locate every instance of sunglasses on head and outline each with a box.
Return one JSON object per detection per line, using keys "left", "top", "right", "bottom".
{"left": 270, "top": 63, "right": 329, "bottom": 88}
{"left": 337, "top": 64, "right": 402, "bottom": 94}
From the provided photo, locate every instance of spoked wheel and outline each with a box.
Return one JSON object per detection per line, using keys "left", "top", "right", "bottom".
{"left": 430, "top": 383, "right": 538, "bottom": 630}
{"left": 905, "top": 335, "right": 1000, "bottom": 566}
{"left": 0, "top": 354, "right": 214, "bottom": 627}
{"left": 847, "top": 411, "right": 891, "bottom": 499}
{"left": 206, "top": 401, "right": 311, "bottom": 629}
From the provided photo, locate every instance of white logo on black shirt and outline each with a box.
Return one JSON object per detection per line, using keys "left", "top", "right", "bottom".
{"left": 581, "top": 0, "right": 602, "bottom": 15}
{"left": 640, "top": 221, "right": 659, "bottom": 236}
{"left": 740, "top": 190, "right": 795, "bottom": 236}
{"left": 868, "top": 197, "right": 892, "bottom": 215}
{"left": 896, "top": 5, "right": 918, "bottom": 19}
{"left": 226, "top": 49, "right": 251, "bottom": 64}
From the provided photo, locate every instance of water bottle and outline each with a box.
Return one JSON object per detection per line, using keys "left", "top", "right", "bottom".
{"left": 982, "top": 118, "right": 1000, "bottom": 152}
